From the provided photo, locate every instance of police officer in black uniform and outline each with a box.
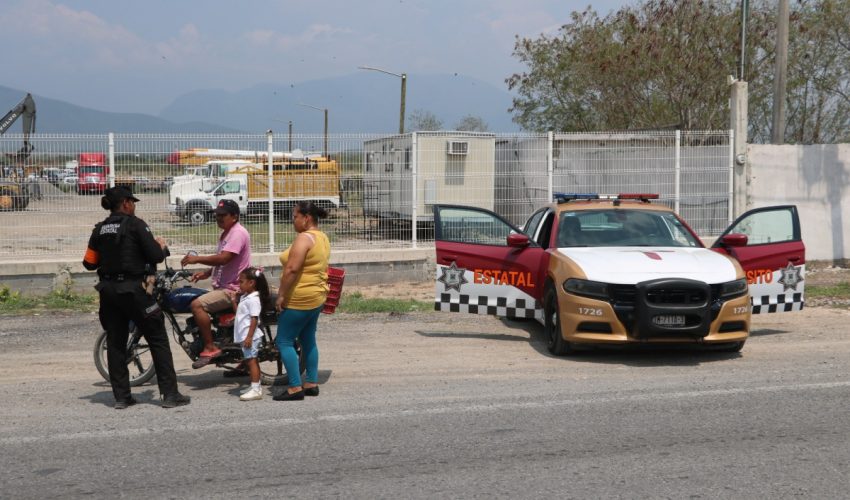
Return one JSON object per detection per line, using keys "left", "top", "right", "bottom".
{"left": 83, "top": 186, "right": 190, "bottom": 409}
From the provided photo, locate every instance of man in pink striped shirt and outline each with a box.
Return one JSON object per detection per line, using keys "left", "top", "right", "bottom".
{"left": 181, "top": 199, "right": 252, "bottom": 368}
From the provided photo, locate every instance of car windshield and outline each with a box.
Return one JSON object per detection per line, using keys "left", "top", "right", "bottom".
{"left": 556, "top": 209, "right": 701, "bottom": 248}
{"left": 79, "top": 166, "right": 103, "bottom": 174}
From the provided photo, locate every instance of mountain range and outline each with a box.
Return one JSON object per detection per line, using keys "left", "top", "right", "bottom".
{"left": 1, "top": 74, "right": 519, "bottom": 135}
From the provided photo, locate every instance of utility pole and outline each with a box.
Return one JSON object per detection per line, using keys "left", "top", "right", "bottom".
{"left": 739, "top": 0, "right": 750, "bottom": 80}
{"left": 358, "top": 66, "right": 407, "bottom": 134}
{"left": 298, "top": 103, "right": 329, "bottom": 158}
{"left": 771, "top": 0, "right": 789, "bottom": 144}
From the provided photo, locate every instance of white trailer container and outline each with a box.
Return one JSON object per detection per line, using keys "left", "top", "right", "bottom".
{"left": 363, "top": 131, "right": 496, "bottom": 224}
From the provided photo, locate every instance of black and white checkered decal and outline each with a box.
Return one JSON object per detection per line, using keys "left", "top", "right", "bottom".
{"left": 749, "top": 263, "right": 805, "bottom": 314}
{"left": 751, "top": 293, "right": 804, "bottom": 314}
{"left": 434, "top": 263, "right": 544, "bottom": 321}
{"left": 435, "top": 293, "right": 542, "bottom": 319}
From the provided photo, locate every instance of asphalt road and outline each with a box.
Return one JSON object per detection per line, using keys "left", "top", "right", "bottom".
{"left": 1, "top": 307, "right": 849, "bottom": 499}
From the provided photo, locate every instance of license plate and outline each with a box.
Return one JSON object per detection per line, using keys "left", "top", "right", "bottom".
{"left": 652, "top": 314, "right": 685, "bottom": 327}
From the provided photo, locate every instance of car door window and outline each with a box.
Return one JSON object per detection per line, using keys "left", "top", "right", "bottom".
{"left": 436, "top": 207, "right": 517, "bottom": 246}
{"left": 536, "top": 212, "right": 554, "bottom": 248}
{"left": 522, "top": 209, "right": 546, "bottom": 240}
{"left": 727, "top": 207, "right": 796, "bottom": 245}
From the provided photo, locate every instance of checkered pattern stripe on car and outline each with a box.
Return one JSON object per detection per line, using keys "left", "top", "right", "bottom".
{"left": 751, "top": 293, "right": 805, "bottom": 313}
{"left": 434, "top": 293, "right": 541, "bottom": 319}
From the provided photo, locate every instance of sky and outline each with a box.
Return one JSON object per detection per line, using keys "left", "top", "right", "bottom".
{"left": 0, "top": 0, "right": 633, "bottom": 115}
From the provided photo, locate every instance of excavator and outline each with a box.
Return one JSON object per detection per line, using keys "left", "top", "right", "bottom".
{"left": 0, "top": 93, "right": 36, "bottom": 210}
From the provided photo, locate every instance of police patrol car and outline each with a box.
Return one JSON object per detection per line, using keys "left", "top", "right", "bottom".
{"left": 433, "top": 194, "right": 805, "bottom": 354}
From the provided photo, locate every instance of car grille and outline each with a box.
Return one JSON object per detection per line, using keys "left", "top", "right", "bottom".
{"left": 645, "top": 288, "right": 707, "bottom": 305}
{"left": 608, "top": 283, "right": 726, "bottom": 333}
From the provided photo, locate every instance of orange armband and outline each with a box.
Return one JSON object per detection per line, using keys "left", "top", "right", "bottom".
{"left": 83, "top": 247, "right": 100, "bottom": 266}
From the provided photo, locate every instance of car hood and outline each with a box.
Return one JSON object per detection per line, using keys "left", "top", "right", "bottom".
{"left": 556, "top": 246, "right": 738, "bottom": 284}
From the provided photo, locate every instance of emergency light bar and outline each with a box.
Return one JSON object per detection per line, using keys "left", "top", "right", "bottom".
{"left": 554, "top": 192, "right": 659, "bottom": 203}
{"left": 553, "top": 192, "right": 599, "bottom": 203}
{"left": 617, "top": 193, "right": 659, "bottom": 200}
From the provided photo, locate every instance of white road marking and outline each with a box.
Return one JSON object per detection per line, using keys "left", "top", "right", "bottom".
{"left": 3, "top": 380, "right": 849, "bottom": 445}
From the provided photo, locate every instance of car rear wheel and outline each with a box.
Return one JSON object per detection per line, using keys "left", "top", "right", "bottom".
{"left": 544, "top": 284, "right": 574, "bottom": 356}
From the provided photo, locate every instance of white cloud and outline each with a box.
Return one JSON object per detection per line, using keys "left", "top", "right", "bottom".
{"left": 242, "top": 24, "right": 354, "bottom": 52}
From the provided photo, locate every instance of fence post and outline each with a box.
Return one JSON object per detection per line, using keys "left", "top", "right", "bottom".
{"left": 674, "top": 130, "right": 681, "bottom": 214}
{"left": 728, "top": 129, "right": 735, "bottom": 223}
{"left": 267, "top": 131, "right": 275, "bottom": 253}
{"left": 411, "top": 132, "right": 418, "bottom": 249}
{"left": 547, "top": 131, "right": 554, "bottom": 202}
{"left": 107, "top": 132, "right": 116, "bottom": 188}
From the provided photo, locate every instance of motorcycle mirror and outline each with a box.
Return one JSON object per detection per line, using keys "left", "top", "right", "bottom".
{"left": 181, "top": 250, "right": 199, "bottom": 271}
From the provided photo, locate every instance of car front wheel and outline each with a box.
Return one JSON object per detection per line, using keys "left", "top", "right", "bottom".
{"left": 543, "top": 284, "right": 574, "bottom": 356}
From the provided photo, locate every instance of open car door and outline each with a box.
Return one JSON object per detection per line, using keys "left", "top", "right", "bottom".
{"left": 712, "top": 205, "right": 805, "bottom": 313}
{"left": 433, "top": 205, "right": 548, "bottom": 320}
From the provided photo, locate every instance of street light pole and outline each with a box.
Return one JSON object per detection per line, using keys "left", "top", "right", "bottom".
{"left": 298, "top": 103, "right": 328, "bottom": 158}
{"left": 358, "top": 66, "right": 407, "bottom": 134}
{"left": 271, "top": 119, "right": 294, "bottom": 151}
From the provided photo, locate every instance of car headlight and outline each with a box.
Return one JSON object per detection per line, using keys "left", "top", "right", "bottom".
{"left": 719, "top": 278, "right": 748, "bottom": 299}
{"left": 563, "top": 278, "right": 609, "bottom": 300}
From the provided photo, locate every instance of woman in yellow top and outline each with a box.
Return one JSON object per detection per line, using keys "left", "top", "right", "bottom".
{"left": 273, "top": 201, "right": 331, "bottom": 401}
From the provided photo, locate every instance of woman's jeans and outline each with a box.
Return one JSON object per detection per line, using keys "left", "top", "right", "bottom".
{"left": 275, "top": 305, "right": 323, "bottom": 388}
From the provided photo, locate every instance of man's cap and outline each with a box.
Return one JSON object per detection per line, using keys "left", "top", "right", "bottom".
{"left": 104, "top": 186, "right": 140, "bottom": 204}
{"left": 214, "top": 199, "right": 240, "bottom": 216}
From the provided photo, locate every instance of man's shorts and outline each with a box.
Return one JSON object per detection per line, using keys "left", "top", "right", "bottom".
{"left": 241, "top": 337, "right": 263, "bottom": 359}
{"left": 196, "top": 289, "right": 233, "bottom": 313}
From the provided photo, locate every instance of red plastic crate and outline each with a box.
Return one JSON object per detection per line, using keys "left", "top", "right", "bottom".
{"left": 323, "top": 266, "right": 345, "bottom": 314}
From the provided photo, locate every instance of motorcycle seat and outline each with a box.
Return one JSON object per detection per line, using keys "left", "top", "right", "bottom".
{"left": 218, "top": 312, "right": 235, "bottom": 328}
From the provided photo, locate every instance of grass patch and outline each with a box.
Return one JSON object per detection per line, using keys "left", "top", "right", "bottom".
{"left": 806, "top": 283, "right": 850, "bottom": 298}
{"left": 0, "top": 287, "right": 434, "bottom": 315}
{"left": 0, "top": 286, "right": 98, "bottom": 315}
{"left": 337, "top": 291, "right": 433, "bottom": 314}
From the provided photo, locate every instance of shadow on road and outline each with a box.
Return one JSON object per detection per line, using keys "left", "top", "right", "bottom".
{"left": 80, "top": 387, "right": 160, "bottom": 408}
{"left": 175, "top": 368, "right": 333, "bottom": 390}
{"left": 417, "top": 315, "right": 744, "bottom": 367}
{"left": 749, "top": 328, "right": 789, "bottom": 337}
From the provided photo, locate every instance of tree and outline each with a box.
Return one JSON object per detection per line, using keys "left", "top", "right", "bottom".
{"left": 407, "top": 109, "right": 443, "bottom": 131}
{"left": 455, "top": 115, "right": 490, "bottom": 132}
{"left": 507, "top": 0, "right": 850, "bottom": 144}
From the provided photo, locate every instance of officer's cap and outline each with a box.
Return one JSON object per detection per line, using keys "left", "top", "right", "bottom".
{"left": 104, "top": 186, "right": 140, "bottom": 204}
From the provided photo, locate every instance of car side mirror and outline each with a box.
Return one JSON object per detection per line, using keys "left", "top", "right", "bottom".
{"left": 720, "top": 233, "right": 748, "bottom": 247}
{"left": 507, "top": 233, "right": 530, "bottom": 248}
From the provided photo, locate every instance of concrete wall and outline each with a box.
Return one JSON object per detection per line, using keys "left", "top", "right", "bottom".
{"left": 748, "top": 144, "right": 850, "bottom": 262}
{"left": 0, "top": 248, "right": 435, "bottom": 296}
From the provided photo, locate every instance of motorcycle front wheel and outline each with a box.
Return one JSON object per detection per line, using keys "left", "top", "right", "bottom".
{"left": 93, "top": 328, "right": 157, "bottom": 387}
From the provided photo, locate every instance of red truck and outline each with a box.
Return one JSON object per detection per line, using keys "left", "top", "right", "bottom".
{"left": 76, "top": 153, "right": 108, "bottom": 194}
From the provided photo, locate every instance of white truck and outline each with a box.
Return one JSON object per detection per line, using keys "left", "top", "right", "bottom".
{"left": 170, "top": 153, "right": 342, "bottom": 224}
{"left": 168, "top": 160, "right": 254, "bottom": 217}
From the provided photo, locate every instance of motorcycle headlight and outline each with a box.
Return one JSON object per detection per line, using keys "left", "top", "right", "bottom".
{"left": 719, "top": 278, "right": 748, "bottom": 299}
{"left": 563, "top": 278, "right": 609, "bottom": 300}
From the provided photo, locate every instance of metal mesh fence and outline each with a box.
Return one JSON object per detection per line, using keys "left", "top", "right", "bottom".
{"left": 0, "top": 130, "right": 731, "bottom": 261}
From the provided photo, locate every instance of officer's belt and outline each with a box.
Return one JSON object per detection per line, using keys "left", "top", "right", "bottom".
{"left": 99, "top": 273, "right": 145, "bottom": 282}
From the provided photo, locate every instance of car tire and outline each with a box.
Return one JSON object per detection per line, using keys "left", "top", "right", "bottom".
{"left": 186, "top": 208, "right": 209, "bottom": 225}
{"left": 543, "top": 283, "right": 574, "bottom": 356}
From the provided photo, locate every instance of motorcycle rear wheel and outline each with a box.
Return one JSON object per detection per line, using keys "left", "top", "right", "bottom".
{"left": 93, "top": 328, "right": 157, "bottom": 387}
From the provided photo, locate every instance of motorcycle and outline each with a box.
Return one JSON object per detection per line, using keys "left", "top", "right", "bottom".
{"left": 93, "top": 259, "right": 302, "bottom": 387}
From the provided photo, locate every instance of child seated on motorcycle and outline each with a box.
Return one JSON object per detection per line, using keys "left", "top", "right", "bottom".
{"left": 232, "top": 267, "right": 271, "bottom": 401}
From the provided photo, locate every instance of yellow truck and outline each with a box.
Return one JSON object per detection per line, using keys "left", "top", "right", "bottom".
{"left": 170, "top": 152, "right": 341, "bottom": 224}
